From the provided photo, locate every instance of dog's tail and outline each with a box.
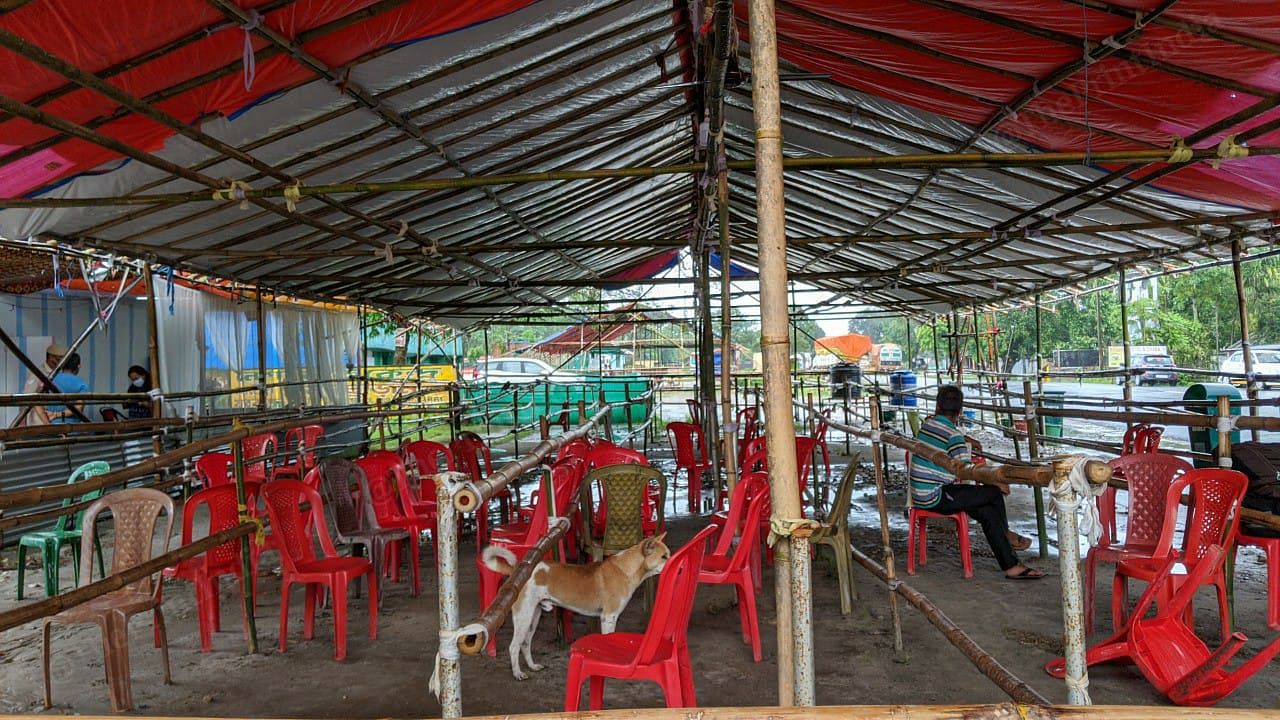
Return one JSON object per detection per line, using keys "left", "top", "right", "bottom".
{"left": 481, "top": 545, "right": 518, "bottom": 576}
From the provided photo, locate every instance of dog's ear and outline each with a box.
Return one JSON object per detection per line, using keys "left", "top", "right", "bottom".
{"left": 641, "top": 535, "right": 661, "bottom": 555}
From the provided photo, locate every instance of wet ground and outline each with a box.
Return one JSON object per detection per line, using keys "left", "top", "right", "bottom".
{"left": 2, "top": 428, "right": 1280, "bottom": 716}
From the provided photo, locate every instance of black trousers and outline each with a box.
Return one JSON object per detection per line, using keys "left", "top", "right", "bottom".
{"left": 930, "top": 484, "right": 1020, "bottom": 571}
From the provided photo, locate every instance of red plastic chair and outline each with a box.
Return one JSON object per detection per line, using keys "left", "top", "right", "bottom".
{"left": 1235, "top": 532, "right": 1280, "bottom": 630}
{"left": 1113, "top": 468, "right": 1249, "bottom": 642}
{"left": 666, "top": 421, "right": 713, "bottom": 513}
{"left": 564, "top": 526, "right": 715, "bottom": 711}
{"left": 194, "top": 452, "right": 233, "bottom": 489}
{"left": 739, "top": 435, "right": 767, "bottom": 473}
{"left": 1100, "top": 424, "right": 1165, "bottom": 540}
{"left": 451, "top": 435, "right": 509, "bottom": 544}
{"left": 708, "top": 472, "right": 769, "bottom": 592}
{"left": 812, "top": 408, "right": 833, "bottom": 481}
{"left": 1050, "top": 545, "right": 1280, "bottom": 706}
{"left": 699, "top": 478, "right": 769, "bottom": 661}
{"left": 355, "top": 451, "right": 423, "bottom": 596}
{"left": 477, "top": 457, "right": 586, "bottom": 656}
{"left": 558, "top": 437, "right": 593, "bottom": 463}
{"left": 401, "top": 440, "right": 454, "bottom": 476}
{"left": 905, "top": 453, "right": 973, "bottom": 579}
{"left": 686, "top": 398, "right": 702, "bottom": 425}
{"left": 162, "top": 485, "right": 259, "bottom": 652}
{"left": 1086, "top": 453, "right": 1193, "bottom": 633}
{"left": 282, "top": 424, "right": 324, "bottom": 473}
{"left": 260, "top": 480, "right": 378, "bottom": 661}
{"left": 240, "top": 433, "right": 276, "bottom": 484}
{"left": 399, "top": 440, "right": 453, "bottom": 530}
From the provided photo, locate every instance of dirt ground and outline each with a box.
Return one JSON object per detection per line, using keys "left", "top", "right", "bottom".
{"left": 3, "top": 435, "right": 1280, "bottom": 716}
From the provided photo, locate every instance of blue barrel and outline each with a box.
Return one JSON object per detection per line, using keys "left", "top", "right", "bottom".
{"left": 889, "top": 370, "right": 918, "bottom": 408}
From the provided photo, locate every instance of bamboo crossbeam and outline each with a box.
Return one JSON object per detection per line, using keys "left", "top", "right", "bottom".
{"left": 0, "top": 405, "right": 434, "bottom": 510}
{"left": 451, "top": 385, "right": 658, "bottom": 513}
{"left": 3, "top": 145, "right": 1275, "bottom": 210}
{"left": 457, "top": 518, "right": 570, "bottom": 655}
{"left": 0, "top": 521, "right": 254, "bottom": 633}
{"left": 849, "top": 545, "right": 1049, "bottom": 706}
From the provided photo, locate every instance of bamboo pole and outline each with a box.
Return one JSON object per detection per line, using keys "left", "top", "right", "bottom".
{"left": 1231, "top": 239, "right": 1259, "bottom": 443}
{"left": 0, "top": 522, "right": 254, "bottom": 633}
{"left": 868, "top": 395, "right": 906, "bottom": 660}
{"left": 458, "top": 518, "right": 570, "bottom": 655}
{"left": 255, "top": 287, "right": 268, "bottom": 411}
{"left": 144, "top": 269, "right": 164, "bottom": 423}
{"left": 228, "top": 441, "right": 259, "bottom": 654}
{"left": 719, "top": 167, "right": 739, "bottom": 496}
{"left": 848, "top": 546, "right": 1049, "bottom": 706}
{"left": 1119, "top": 267, "right": 1132, "bottom": 408}
{"left": 748, "top": 0, "right": 812, "bottom": 705}
{"left": 1032, "top": 298, "right": 1049, "bottom": 558}
{"left": 697, "top": 242, "right": 719, "bottom": 512}
{"left": 5, "top": 144, "right": 1277, "bottom": 209}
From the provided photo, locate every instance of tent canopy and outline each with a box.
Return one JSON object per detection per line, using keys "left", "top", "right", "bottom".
{"left": 1, "top": 1, "right": 1278, "bottom": 323}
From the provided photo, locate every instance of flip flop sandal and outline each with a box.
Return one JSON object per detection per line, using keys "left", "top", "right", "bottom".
{"left": 1006, "top": 567, "right": 1045, "bottom": 580}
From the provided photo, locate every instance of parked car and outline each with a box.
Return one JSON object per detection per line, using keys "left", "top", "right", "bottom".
{"left": 470, "top": 357, "right": 585, "bottom": 384}
{"left": 1220, "top": 348, "right": 1280, "bottom": 389}
{"left": 1117, "top": 354, "right": 1179, "bottom": 386}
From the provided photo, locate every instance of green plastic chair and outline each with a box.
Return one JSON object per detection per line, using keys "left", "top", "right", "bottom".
{"left": 17, "top": 461, "right": 109, "bottom": 599}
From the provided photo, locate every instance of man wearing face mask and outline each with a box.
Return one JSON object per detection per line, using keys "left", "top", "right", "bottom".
{"left": 123, "top": 365, "right": 154, "bottom": 419}
{"left": 21, "top": 342, "right": 67, "bottom": 426}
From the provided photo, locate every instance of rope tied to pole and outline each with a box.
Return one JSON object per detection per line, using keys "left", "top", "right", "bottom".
{"left": 1047, "top": 456, "right": 1107, "bottom": 547}
{"left": 1212, "top": 134, "right": 1248, "bottom": 168}
{"left": 429, "top": 622, "right": 487, "bottom": 700}
{"left": 235, "top": 503, "right": 266, "bottom": 547}
{"left": 768, "top": 516, "right": 821, "bottom": 546}
{"left": 211, "top": 180, "right": 254, "bottom": 209}
{"left": 1167, "top": 137, "right": 1193, "bottom": 163}
{"left": 282, "top": 180, "right": 303, "bottom": 212}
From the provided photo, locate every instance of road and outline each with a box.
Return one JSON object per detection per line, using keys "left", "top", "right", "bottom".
{"left": 1037, "top": 380, "right": 1280, "bottom": 448}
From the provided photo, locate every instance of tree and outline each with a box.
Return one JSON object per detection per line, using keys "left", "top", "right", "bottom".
{"left": 792, "top": 314, "right": 824, "bottom": 353}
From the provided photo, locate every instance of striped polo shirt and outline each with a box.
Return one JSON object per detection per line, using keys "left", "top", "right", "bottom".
{"left": 909, "top": 414, "right": 971, "bottom": 508}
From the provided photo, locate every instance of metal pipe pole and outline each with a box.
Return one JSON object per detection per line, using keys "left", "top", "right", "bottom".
{"left": 1232, "top": 239, "right": 1259, "bottom": 442}
{"left": 1032, "top": 296, "right": 1048, "bottom": 558}
{"left": 748, "top": 0, "right": 813, "bottom": 704}
{"left": 435, "top": 472, "right": 463, "bottom": 717}
{"left": 255, "top": 288, "right": 268, "bottom": 411}
{"left": 1050, "top": 458, "right": 1092, "bottom": 706}
{"left": 229, "top": 440, "right": 259, "bottom": 654}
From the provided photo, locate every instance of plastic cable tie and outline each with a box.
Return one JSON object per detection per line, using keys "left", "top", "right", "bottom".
{"left": 147, "top": 388, "right": 164, "bottom": 403}
{"left": 1217, "top": 415, "right": 1238, "bottom": 434}
{"left": 869, "top": 430, "right": 881, "bottom": 444}
{"left": 1024, "top": 407, "right": 1037, "bottom": 420}
{"left": 396, "top": 221, "right": 408, "bottom": 239}
{"left": 1219, "top": 456, "right": 1234, "bottom": 469}
{"left": 240, "top": 10, "right": 261, "bottom": 91}
{"left": 1167, "top": 137, "right": 1193, "bottom": 163}
{"left": 1213, "top": 134, "right": 1248, "bottom": 168}
{"left": 1102, "top": 35, "right": 1123, "bottom": 50}
{"left": 212, "top": 180, "right": 253, "bottom": 210}
{"left": 282, "top": 180, "right": 302, "bottom": 212}
{"left": 886, "top": 579, "right": 901, "bottom": 591}
{"left": 722, "top": 421, "right": 739, "bottom": 434}
{"left": 378, "top": 242, "right": 394, "bottom": 264}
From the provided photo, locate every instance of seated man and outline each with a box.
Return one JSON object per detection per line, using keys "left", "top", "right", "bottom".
{"left": 35, "top": 352, "right": 90, "bottom": 425}
{"left": 910, "top": 385, "right": 1043, "bottom": 580}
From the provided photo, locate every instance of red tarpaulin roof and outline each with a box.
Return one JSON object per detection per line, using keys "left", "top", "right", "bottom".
{"left": 532, "top": 316, "right": 639, "bottom": 355}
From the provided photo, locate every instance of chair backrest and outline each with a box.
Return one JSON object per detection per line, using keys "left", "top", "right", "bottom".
{"left": 686, "top": 398, "right": 702, "bottom": 424}
{"left": 402, "top": 440, "right": 454, "bottom": 475}
{"left": 666, "top": 422, "right": 708, "bottom": 466}
{"left": 182, "top": 484, "right": 251, "bottom": 574}
{"left": 586, "top": 444, "right": 648, "bottom": 470}
{"left": 519, "top": 458, "right": 588, "bottom": 545}
{"left": 1121, "top": 424, "right": 1149, "bottom": 455}
{"left": 1108, "top": 453, "right": 1192, "bottom": 549}
{"left": 450, "top": 436, "right": 493, "bottom": 482}
{"left": 634, "top": 525, "right": 715, "bottom": 666}
{"left": 356, "top": 451, "right": 409, "bottom": 528}
{"left": 1135, "top": 426, "right": 1163, "bottom": 454}
{"left": 80, "top": 488, "right": 174, "bottom": 598}
{"left": 713, "top": 472, "right": 769, "bottom": 556}
{"left": 194, "top": 452, "right": 234, "bottom": 490}
{"left": 591, "top": 464, "right": 662, "bottom": 554}
{"left": 62, "top": 460, "right": 111, "bottom": 533}
{"left": 823, "top": 454, "right": 861, "bottom": 527}
{"left": 814, "top": 408, "right": 832, "bottom": 443}
{"left": 557, "top": 437, "right": 592, "bottom": 463}
{"left": 283, "top": 424, "right": 325, "bottom": 469}
{"left": 736, "top": 406, "right": 760, "bottom": 442}
{"left": 740, "top": 435, "right": 768, "bottom": 471}
{"left": 261, "top": 480, "right": 340, "bottom": 573}
{"left": 795, "top": 436, "right": 817, "bottom": 477}
{"left": 316, "top": 458, "right": 368, "bottom": 538}
{"left": 241, "top": 433, "right": 277, "bottom": 477}
{"left": 1153, "top": 468, "right": 1248, "bottom": 566}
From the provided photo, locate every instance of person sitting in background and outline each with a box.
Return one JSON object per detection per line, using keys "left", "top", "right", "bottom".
{"left": 21, "top": 342, "right": 67, "bottom": 426}
{"left": 910, "top": 384, "right": 1043, "bottom": 580}
{"left": 35, "top": 352, "right": 89, "bottom": 425}
{"left": 122, "top": 365, "right": 153, "bottom": 419}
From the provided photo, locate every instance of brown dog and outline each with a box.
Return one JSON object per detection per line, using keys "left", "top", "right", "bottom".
{"left": 482, "top": 533, "right": 670, "bottom": 680}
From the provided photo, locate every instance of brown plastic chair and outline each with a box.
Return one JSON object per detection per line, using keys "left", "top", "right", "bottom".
{"left": 42, "top": 488, "right": 176, "bottom": 712}
{"left": 316, "top": 458, "right": 407, "bottom": 603}
{"left": 810, "top": 456, "right": 861, "bottom": 615}
{"left": 586, "top": 464, "right": 664, "bottom": 561}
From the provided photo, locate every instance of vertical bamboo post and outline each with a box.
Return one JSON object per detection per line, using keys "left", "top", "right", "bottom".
{"left": 359, "top": 305, "right": 369, "bottom": 408}
{"left": 1119, "top": 267, "right": 1132, "bottom": 407}
{"left": 143, "top": 268, "right": 163, "bottom": 420}
{"left": 1217, "top": 395, "right": 1234, "bottom": 468}
{"left": 748, "top": 0, "right": 813, "bottom": 702}
{"left": 697, "top": 236, "right": 722, "bottom": 493}
{"left": 436, "top": 473, "right": 462, "bottom": 717}
{"left": 931, "top": 317, "right": 943, "bottom": 387}
{"left": 1232, "top": 239, "right": 1259, "bottom": 442}
{"left": 255, "top": 287, "right": 267, "bottom": 411}
{"left": 1032, "top": 296, "right": 1048, "bottom": 558}
{"left": 483, "top": 326, "right": 492, "bottom": 439}
{"left": 229, "top": 440, "right": 259, "bottom": 654}
{"left": 719, "top": 167, "right": 739, "bottom": 496}
{"left": 1050, "top": 458, "right": 1092, "bottom": 705}
{"left": 416, "top": 327, "right": 423, "bottom": 440}
{"left": 512, "top": 385, "right": 521, "bottom": 456}
{"left": 869, "top": 394, "right": 906, "bottom": 660}
{"left": 842, "top": 383, "right": 852, "bottom": 455}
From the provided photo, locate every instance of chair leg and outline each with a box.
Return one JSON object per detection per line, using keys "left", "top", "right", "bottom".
{"left": 154, "top": 607, "right": 172, "bottom": 684}
{"left": 101, "top": 612, "right": 134, "bottom": 712}
{"left": 661, "top": 661, "right": 684, "bottom": 707}
{"left": 46, "top": 542, "right": 61, "bottom": 598}
{"left": 304, "top": 585, "right": 317, "bottom": 640}
{"left": 196, "top": 581, "right": 214, "bottom": 653}
{"left": 588, "top": 676, "right": 605, "bottom": 710}
{"left": 278, "top": 580, "right": 291, "bottom": 654}
{"left": 41, "top": 621, "right": 52, "bottom": 708}
{"left": 1217, "top": 577, "right": 1232, "bottom": 643}
{"left": 1267, "top": 544, "right": 1280, "bottom": 631}
{"left": 1111, "top": 573, "right": 1128, "bottom": 633}
{"left": 17, "top": 545, "right": 27, "bottom": 600}
{"left": 367, "top": 568, "right": 379, "bottom": 641}
{"left": 410, "top": 539, "right": 421, "bottom": 597}
{"left": 835, "top": 537, "right": 855, "bottom": 615}
{"left": 68, "top": 540, "right": 80, "bottom": 588}
{"left": 906, "top": 518, "right": 918, "bottom": 575}
{"left": 563, "top": 657, "right": 583, "bottom": 712}
{"left": 678, "top": 642, "right": 696, "bottom": 707}
{"left": 956, "top": 516, "right": 973, "bottom": 579}
{"left": 1084, "top": 553, "right": 1098, "bottom": 635}
{"left": 333, "top": 578, "right": 350, "bottom": 661}
{"left": 738, "top": 575, "right": 762, "bottom": 662}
